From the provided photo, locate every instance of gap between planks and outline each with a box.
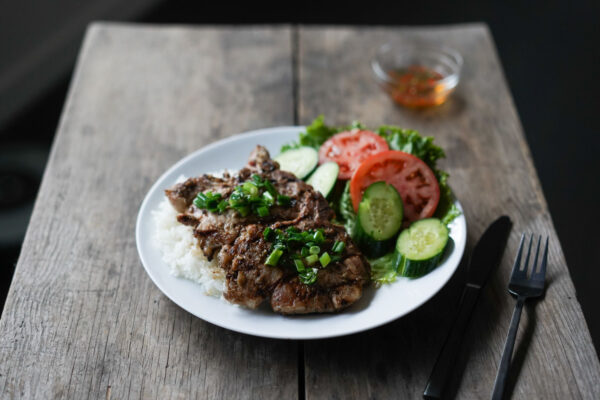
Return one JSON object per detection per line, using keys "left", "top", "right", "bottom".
{"left": 291, "top": 25, "right": 307, "bottom": 400}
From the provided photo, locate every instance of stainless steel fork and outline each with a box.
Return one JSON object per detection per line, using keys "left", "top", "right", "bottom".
{"left": 491, "top": 234, "right": 549, "bottom": 400}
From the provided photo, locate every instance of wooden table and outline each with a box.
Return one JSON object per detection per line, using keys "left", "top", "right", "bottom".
{"left": 1, "top": 23, "right": 599, "bottom": 399}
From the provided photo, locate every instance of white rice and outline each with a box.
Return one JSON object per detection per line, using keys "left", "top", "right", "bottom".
{"left": 152, "top": 175, "right": 226, "bottom": 298}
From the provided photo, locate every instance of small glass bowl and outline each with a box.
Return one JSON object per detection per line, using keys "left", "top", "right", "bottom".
{"left": 371, "top": 42, "right": 463, "bottom": 107}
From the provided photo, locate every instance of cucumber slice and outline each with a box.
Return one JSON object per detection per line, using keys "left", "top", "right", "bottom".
{"left": 275, "top": 147, "right": 318, "bottom": 179}
{"left": 352, "top": 181, "right": 404, "bottom": 258}
{"left": 394, "top": 218, "right": 449, "bottom": 278}
{"left": 306, "top": 162, "right": 339, "bottom": 197}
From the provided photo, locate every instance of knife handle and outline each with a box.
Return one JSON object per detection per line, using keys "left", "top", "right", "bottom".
{"left": 423, "top": 284, "right": 481, "bottom": 399}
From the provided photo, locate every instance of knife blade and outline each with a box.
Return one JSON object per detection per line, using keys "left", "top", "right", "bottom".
{"left": 423, "top": 215, "right": 512, "bottom": 399}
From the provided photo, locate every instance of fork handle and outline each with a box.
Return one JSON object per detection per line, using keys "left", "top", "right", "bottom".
{"left": 491, "top": 296, "right": 525, "bottom": 400}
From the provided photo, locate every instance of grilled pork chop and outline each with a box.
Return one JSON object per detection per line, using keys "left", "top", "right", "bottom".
{"left": 165, "top": 145, "right": 370, "bottom": 314}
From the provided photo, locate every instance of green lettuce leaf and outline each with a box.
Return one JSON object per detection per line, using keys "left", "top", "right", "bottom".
{"left": 434, "top": 170, "right": 461, "bottom": 225}
{"left": 369, "top": 253, "right": 397, "bottom": 285}
{"left": 376, "top": 125, "right": 445, "bottom": 170}
{"left": 281, "top": 115, "right": 337, "bottom": 152}
{"left": 339, "top": 181, "right": 356, "bottom": 234}
{"left": 281, "top": 116, "right": 365, "bottom": 152}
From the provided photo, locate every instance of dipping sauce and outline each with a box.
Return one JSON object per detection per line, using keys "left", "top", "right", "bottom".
{"left": 386, "top": 65, "right": 448, "bottom": 107}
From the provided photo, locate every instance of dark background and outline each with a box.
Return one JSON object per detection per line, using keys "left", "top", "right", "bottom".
{"left": 1, "top": 0, "right": 599, "bottom": 353}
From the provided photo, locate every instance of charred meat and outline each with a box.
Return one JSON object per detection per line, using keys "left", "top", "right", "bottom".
{"left": 165, "top": 145, "right": 370, "bottom": 314}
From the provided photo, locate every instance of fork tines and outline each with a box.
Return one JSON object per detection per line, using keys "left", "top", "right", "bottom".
{"left": 510, "top": 234, "right": 549, "bottom": 281}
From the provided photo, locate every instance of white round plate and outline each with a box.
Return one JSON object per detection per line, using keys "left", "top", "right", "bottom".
{"left": 136, "top": 126, "right": 466, "bottom": 340}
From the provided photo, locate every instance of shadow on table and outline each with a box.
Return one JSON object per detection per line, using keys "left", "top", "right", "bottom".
{"left": 500, "top": 301, "right": 537, "bottom": 400}
{"left": 300, "top": 238, "right": 486, "bottom": 397}
{"left": 395, "top": 92, "right": 468, "bottom": 121}
{"left": 302, "top": 226, "right": 519, "bottom": 398}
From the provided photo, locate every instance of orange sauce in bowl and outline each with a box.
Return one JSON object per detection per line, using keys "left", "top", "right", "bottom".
{"left": 386, "top": 65, "right": 449, "bottom": 107}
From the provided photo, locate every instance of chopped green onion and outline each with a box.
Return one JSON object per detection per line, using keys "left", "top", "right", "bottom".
{"left": 194, "top": 191, "right": 225, "bottom": 212}
{"left": 257, "top": 206, "right": 269, "bottom": 217}
{"left": 194, "top": 173, "right": 292, "bottom": 218}
{"left": 236, "top": 206, "right": 250, "bottom": 217}
{"left": 277, "top": 194, "right": 291, "bottom": 206}
{"left": 263, "top": 227, "right": 273, "bottom": 240}
{"left": 217, "top": 200, "right": 228, "bottom": 213}
{"left": 264, "top": 180, "right": 277, "bottom": 196}
{"left": 294, "top": 259, "right": 305, "bottom": 272}
{"left": 265, "top": 249, "right": 283, "bottom": 266}
{"left": 313, "top": 230, "right": 325, "bottom": 243}
{"left": 228, "top": 194, "right": 244, "bottom": 207}
{"left": 262, "top": 191, "right": 274, "bottom": 205}
{"left": 262, "top": 226, "right": 331, "bottom": 285}
{"left": 305, "top": 254, "right": 319, "bottom": 265}
{"left": 242, "top": 181, "right": 258, "bottom": 197}
{"left": 298, "top": 268, "right": 318, "bottom": 285}
{"left": 319, "top": 252, "right": 331, "bottom": 267}
{"left": 332, "top": 241, "right": 345, "bottom": 253}
{"left": 196, "top": 175, "right": 291, "bottom": 218}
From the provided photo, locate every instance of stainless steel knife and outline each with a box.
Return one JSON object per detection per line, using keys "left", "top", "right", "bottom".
{"left": 423, "top": 215, "right": 512, "bottom": 399}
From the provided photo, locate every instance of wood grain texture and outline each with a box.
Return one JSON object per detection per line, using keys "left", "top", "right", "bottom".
{"left": 298, "top": 24, "right": 600, "bottom": 399}
{"left": 1, "top": 23, "right": 599, "bottom": 400}
{"left": 0, "top": 24, "right": 297, "bottom": 399}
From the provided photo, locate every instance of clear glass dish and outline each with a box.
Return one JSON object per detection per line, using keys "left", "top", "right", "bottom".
{"left": 372, "top": 42, "right": 463, "bottom": 107}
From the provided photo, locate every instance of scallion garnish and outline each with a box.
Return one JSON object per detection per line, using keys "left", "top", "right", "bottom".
{"left": 262, "top": 227, "right": 345, "bottom": 285}
{"left": 294, "top": 259, "right": 305, "bottom": 271}
{"left": 312, "top": 230, "right": 325, "bottom": 243}
{"left": 262, "top": 191, "right": 274, "bottom": 205}
{"left": 305, "top": 254, "right": 319, "bottom": 265}
{"left": 236, "top": 205, "right": 250, "bottom": 217}
{"left": 263, "top": 179, "right": 277, "bottom": 197}
{"left": 332, "top": 241, "right": 345, "bottom": 253}
{"left": 298, "top": 268, "right": 318, "bottom": 285}
{"left": 217, "top": 200, "right": 228, "bottom": 213}
{"left": 193, "top": 174, "right": 290, "bottom": 217}
{"left": 263, "top": 227, "right": 273, "bottom": 240}
{"left": 265, "top": 249, "right": 283, "bottom": 266}
{"left": 242, "top": 181, "right": 258, "bottom": 197}
{"left": 277, "top": 194, "right": 291, "bottom": 206}
{"left": 257, "top": 206, "right": 269, "bottom": 217}
{"left": 193, "top": 191, "right": 224, "bottom": 212}
{"left": 319, "top": 252, "right": 331, "bottom": 267}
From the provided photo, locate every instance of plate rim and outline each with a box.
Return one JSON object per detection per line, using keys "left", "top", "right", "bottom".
{"left": 135, "top": 126, "right": 467, "bottom": 339}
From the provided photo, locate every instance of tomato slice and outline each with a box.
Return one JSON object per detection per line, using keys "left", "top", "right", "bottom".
{"left": 350, "top": 150, "right": 440, "bottom": 222}
{"left": 319, "top": 130, "right": 389, "bottom": 180}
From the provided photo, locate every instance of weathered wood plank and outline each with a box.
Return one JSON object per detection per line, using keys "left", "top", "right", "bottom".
{"left": 299, "top": 24, "right": 600, "bottom": 399}
{"left": 0, "top": 23, "right": 297, "bottom": 399}
{"left": 2, "top": 22, "right": 599, "bottom": 400}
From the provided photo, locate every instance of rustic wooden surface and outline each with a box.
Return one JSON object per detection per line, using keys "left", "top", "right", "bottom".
{"left": 0, "top": 24, "right": 298, "bottom": 399}
{"left": 0, "top": 23, "right": 598, "bottom": 399}
{"left": 299, "top": 25, "right": 600, "bottom": 399}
